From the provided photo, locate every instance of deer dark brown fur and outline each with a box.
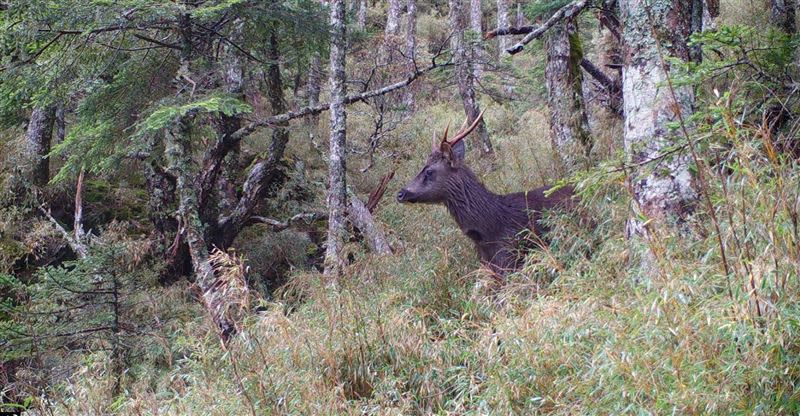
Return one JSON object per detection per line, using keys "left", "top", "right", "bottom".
{"left": 397, "top": 112, "right": 576, "bottom": 274}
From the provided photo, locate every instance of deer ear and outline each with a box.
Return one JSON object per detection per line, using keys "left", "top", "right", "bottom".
{"left": 441, "top": 140, "right": 466, "bottom": 165}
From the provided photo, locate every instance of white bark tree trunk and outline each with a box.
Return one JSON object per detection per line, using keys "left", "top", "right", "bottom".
{"left": 404, "top": 0, "right": 417, "bottom": 108}
{"left": 496, "top": 0, "right": 511, "bottom": 53}
{"left": 357, "top": 0, "right": 367, "bottom": 29}
{"left": 470, "top": 0, "right": 484, "bottom": 78}
{"left": 347, "top": 189, "right": 392, "bottom": 255}
{"left": 324, "top": 0, "right": 349, "bottom": 279}
{"left": 386, "top": 0, "right": 402, "bottom": 36}
{"left": 620, "top": 0, "right": 698, "bottom": 273}
{"left": 545, "top": 19, "right": 591, "bottom": 173}
{"left": 449, "top": 0, "right": 493, "bottom": 155}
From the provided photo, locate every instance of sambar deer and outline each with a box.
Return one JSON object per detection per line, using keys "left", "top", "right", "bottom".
{"left": 397, "top": 112, "right": 576, "bottom": 274}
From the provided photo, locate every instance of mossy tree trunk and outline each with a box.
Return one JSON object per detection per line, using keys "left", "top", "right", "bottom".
{"left": 449, "top": 0, "right": 493, "bottom": 156}
{"left": 324, "top": 0, "right": 349, "bottom": 279}
{"left": 545, "top": 18, "right": 591, "bottom": 173}
{"left": 168, "top": 11, "right": 237, "bottom": 340}
{"left": 23, "top": 105, "right": 56, "bottom": 188}
{"left": 620, "top": 0, "right": 698, "bottom": 274}
{"left": 211, "top": 24, "right": 290, "bottom": 250}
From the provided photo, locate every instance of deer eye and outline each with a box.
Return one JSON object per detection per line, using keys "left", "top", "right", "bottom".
{"left": 423, "top": 169, "right": 434, "bottom": 182}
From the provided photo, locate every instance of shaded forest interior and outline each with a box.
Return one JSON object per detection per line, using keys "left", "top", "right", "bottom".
{"left": 2, "top": 0, "right": 800, "bottom": 413}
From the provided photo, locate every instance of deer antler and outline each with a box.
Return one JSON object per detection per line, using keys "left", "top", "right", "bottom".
{"left": 439, "top": 110, "right": 485, "bottom": 150}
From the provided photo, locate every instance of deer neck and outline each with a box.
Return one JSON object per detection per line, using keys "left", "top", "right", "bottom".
{"left": 443, "top": 168, "right": 507, "bottom": 236}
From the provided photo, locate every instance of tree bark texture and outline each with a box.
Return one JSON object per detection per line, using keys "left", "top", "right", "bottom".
{"left": 386, "top": 0, "right": 402, "bottom": 36}
{"left": 23, "top": 105, "right": 56, "bottom": 188}
{"left": 212, "top": 26, "right": 290, "bottom": 250}
{"left": 703, "top": 0, "right": 719, "bottom": 29}
{"left": 357, "top": 0, "right": 367, "bottom": 29}
{"left": 620, "top": 0, "right": 697, "bottom": 252}
{"left": 307, "top": 52, "right": 323, "bottom": 127}
{"left": 545, "top": 19, "right": 591, "bottom": 173}
{"left": 347, "top": 189, "right": 392, "bottom": 255}
{"left": 496, "top": 0, "right": 511, "bottom": 53}
{"left": 404, "top": 0, "right": 418, "bottom": 108}
{"left": 449, "top": 0, "right": 493, "bottom": 155}
{"left": 324, "top": 0, "right": 349, "bottom": 279}
{"left": 470, "top": 0, "right": 484, "bottom": 78}
{"left": 771, "top": 0, "right": 797, "bottom": 33}
{"left": 166, "top": 118, "right": 236, "bottom": 341}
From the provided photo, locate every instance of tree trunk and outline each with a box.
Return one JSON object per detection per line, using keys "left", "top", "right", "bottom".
{"left": 210, "top": 25, "right": 291, "bottom": 250}
{"left": 324, "top": 0, "right": 349, "bottom": 279}
{"left": 545, "top": 19, "right": 591, "bottom": 173}
{"left": 595, "top": 2, "right": 622, "bottom": 115}
{"left": 496, "top": 0, "right": 511, "bottom": 53}
{"left": 620, "top": 0, "right": 697, "bottom": 272}
{"left": 404, "top": 0, "right": 418, "bottom": 108}
{"left": 516, "top": 2, "right": 524, "bottom": 26}
{"left": 771, "top": 0, "right": 796, "bottom": 33}
{"left": 357, "top": 0, "right": 367, "bottom": 30}
{"left": 449, "top": 0, "right": 493, "bottom": 155}
{"left": 170, "top": 11, "right": 237, "bottom": 340}
{"left": 386, "top": 0, "right": 402, "bottom": 36}
{"left": 704, "top": 0, "right": 720, "bottom": 29}
{"left": 165, "top": 118, "right": 236, "bottom": 341}
{"left": 347, "top": 189, "right": 392, "bottom": 255}
{"left": 470, "top": 0, "right": 484, "bottom": 78}
{"left": 308, "top": 53, "right": 322, "bottom": 120}
{"left": 23, "top": 105, "right": 56, "bottom": 188}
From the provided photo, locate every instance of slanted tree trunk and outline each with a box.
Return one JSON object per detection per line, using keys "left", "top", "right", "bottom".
{"left": 386, "top": 0, "right": 402, "bottom": 36}
{"left": 470, "top": 0, "right": 484, "bottom": 78}
{"left": 449, "top": 0, "right": 493, "bottom": 155}
{"left": 170, "top": 11, "right": 237, "bottom": 340}
{"left": 324, "top": 0, "right": 349, "bottom": 279}
{"left": 771, "top": 0, "right": 796, "bottom": 33}
{"left": 404, "top": 0, "right": 417, "bottom": 108}
{"left": 347, "top": 189, "right": 392, "bottom": 255}
{"left": 166, "top": 118, "right": 236, "bottom": 340}
{"left": 545, "top": 19, "right": 591, "bottom": 173}
{"left": 620, "top": 0, "right": 697, "bottom": 273}
{"left": 23, "top": 105, "right": 56, "bottom": 188}
{"left": 210, "top": 25, "right": 291, "bottom": 250}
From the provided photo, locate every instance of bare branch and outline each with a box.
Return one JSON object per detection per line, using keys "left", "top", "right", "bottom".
{"left": 228, "top": 60, "right": 449, "bottom": 143}
{"left": 250, "top": 213, "right": 327, "bottom": 232}
{"left": 502, "top": 0, "right": 591, "bottom": 55}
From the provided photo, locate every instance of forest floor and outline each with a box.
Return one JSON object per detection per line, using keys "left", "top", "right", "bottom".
{"left": 46, "top": 100, "right": 800, "bottom": 415}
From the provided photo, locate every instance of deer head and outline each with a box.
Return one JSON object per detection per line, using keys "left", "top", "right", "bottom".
{"left": 396, "top": 111, "right": 484, "bottom": 204}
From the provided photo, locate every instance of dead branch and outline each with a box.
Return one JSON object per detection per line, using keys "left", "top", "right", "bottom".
{"left": 250, "top": 212, "right": 327, "bottom": 232}
{"left": 228, "top": 59, "right": 450, "bottom": 143}
{"left": 347, "top": 189, "right": 393, "bottom": 255}
{"left": 494, "top": 0, "right": 591, "bottom": 55}
{"left": 366, "top": 170, "right": 395, "bottom": 214}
